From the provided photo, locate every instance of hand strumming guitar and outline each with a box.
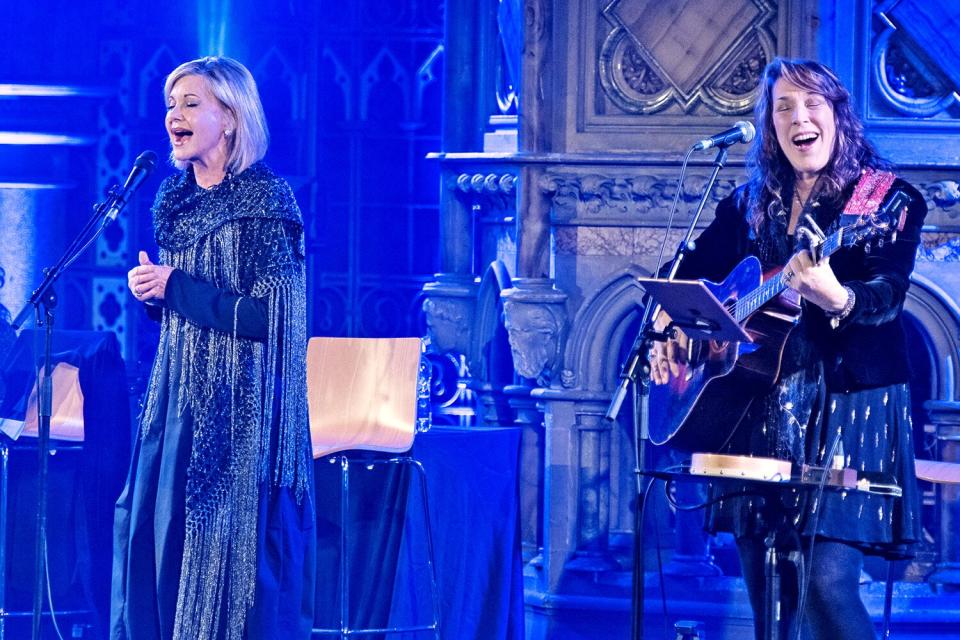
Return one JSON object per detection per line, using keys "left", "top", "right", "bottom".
{"left": 648, "top": 311, "right": 690, "bottom": 386}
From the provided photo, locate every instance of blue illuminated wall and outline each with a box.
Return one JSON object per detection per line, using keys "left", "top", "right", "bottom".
{"left": 0, "top": 0, "right": 444, "bottom": 378}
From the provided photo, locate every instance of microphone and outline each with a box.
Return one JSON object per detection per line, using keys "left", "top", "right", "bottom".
{"left": 104, "top": 150, "right": 158, "bottom": 223}
{"left": 692, "top": 121, "right": 756, "bottom": 151}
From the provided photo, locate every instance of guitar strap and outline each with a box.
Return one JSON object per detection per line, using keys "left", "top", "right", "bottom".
{"left": 841, "top": 168, "right": 897, "bottom": 218}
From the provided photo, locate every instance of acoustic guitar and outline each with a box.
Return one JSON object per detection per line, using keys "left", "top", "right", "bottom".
{"left": 648, "top": 189, "right": 911, "bottom": 451}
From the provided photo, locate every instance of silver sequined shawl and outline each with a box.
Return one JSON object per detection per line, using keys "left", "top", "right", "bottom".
{"left": 142, "top": 162, "right": 309, "bottom": 639}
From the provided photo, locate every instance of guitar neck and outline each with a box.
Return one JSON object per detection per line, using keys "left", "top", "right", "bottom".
{"left": 732, "top": 229, "right": 845, "bottom": 322}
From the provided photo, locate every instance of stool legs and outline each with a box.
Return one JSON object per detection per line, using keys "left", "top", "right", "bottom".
{"left": 410, "top": 459, "right": 441, "bottom": 639}
{"left": 313, "top": 456, "right": 442, "bottom": 639}
{"left": 339, "top": 456, "right": 350, "bottom": 639}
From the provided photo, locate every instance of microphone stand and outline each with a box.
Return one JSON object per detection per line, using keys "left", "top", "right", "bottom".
{"left": 604, "top": 145, "right": 729, "bottom": 640}
{"left": 11, "top": 188, "right": 129, "bottom": 640}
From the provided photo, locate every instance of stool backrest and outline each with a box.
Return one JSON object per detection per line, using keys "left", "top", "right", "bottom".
{"left": 0, "top": 362, "right": 85, "bottom": 442}
{"left": 306, "top": 337, "right": 423, "bottom": 458}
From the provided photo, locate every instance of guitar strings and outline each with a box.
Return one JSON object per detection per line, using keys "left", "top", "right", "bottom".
{"left": 728, "top": 228, "right": 845, "bottom": 323}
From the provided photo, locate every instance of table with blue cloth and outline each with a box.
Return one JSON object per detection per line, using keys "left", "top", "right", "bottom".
{"left": 314, "top": 426, "right": 525, "bottom": 640}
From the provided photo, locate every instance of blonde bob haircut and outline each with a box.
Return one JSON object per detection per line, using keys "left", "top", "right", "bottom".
{"left": 164, "top": 56, "right": 269, "bottom": 175}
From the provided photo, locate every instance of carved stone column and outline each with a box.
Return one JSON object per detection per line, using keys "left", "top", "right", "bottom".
{"left": 517, "top": 0, "right": 552, "bottom": 280}
{"left": 422, "top": 0, "right": 495, "bottom": 354}
{"left": 501, "top": 279, "right": 568, "bottom": 583}
{"left": 566, "top": 404, "right": 619, "bottom": 572}
{"left": 501, "top": 279, "right": 567, "bottom": 385}
{"left": 422, "top": 187, "right": 479, "bottom": 357}
{"left": 927, "top": 400, "right": 960, "bottom": 587}
{"left": 505, "top": 383, "right": 545, "bottom": 562}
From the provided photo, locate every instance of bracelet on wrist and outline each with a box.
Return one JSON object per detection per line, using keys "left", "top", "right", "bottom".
{"left": 826, "top": 285, "right": 856, "bottom": 329}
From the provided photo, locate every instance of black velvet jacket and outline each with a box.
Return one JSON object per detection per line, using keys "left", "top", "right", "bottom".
{"left": 673, "top": 177, "right": 927, "bottom": 392}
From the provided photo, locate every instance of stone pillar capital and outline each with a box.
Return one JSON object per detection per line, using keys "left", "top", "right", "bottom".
{"left": 422, "top": 273, "right": 478, "bottom": 355}
{"left": 501, "top": 278, "right": 568, "bottom": 386}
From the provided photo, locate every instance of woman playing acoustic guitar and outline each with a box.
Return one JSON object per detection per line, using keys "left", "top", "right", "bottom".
{"left": 650, "top": 58, "right": 926, "bottom": 640}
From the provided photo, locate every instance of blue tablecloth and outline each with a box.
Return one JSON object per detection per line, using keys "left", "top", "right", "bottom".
{"left": 412, "top": 426, "right": 525, "bottom": 640}
{"left": 314, "top": 426, "right": 524, "bottom": 639}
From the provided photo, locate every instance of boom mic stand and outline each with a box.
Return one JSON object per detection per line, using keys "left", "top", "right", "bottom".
{"left": 10, "top": 150, "right": 155, "bottom": 640}
{"left": 604, "top": 145, "right": 729, "bottom": 640}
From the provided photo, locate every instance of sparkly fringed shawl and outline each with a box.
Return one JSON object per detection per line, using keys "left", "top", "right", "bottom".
{"left": 143, "top": 162, "right": 310, "bottom": 639}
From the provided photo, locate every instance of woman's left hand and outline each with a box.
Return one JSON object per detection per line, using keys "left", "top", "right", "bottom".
{"left": 782, "top": 250, "right": 849, "bottom": 314}
{"left": 128, "top": 251, "right": 174, "bottom": 302}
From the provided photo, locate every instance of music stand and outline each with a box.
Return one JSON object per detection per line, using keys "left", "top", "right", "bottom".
{"left": 636, "top": 278, "right": 751, "bottom": 343}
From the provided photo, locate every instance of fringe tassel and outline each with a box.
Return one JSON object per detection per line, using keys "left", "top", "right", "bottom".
{"left": 139, "top": 216, "right": 308, "bottom": 638}
{"left": 252, "top": 272, "right": 309, "bottom": 497}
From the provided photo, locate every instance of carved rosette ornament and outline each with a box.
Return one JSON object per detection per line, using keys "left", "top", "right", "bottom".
{"left": 501, "top": 279, "right": 568, "bottom": 386}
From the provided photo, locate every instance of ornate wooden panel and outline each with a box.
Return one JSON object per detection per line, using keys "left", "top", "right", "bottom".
{"left": 555, "top": 0, "right": 817, "bottom": 153}
{"left": 598, "top": 0, "right": 775, "bottom": 114}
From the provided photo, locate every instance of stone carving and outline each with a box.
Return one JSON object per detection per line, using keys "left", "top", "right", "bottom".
{"left": 597, "top": 29, "right": 672, "bottom": 114}
{"left": 452, "top": 171, "right": 517, "bottom": 211}
{"left": 501, "top": 281, "right": 568, "bottom": 386}
{"left": 503, "top": 302, "right": 563, "bottom": 384}
{"left": 918, "top": 234, "right": 960, "bottom": 263}
{"left": 599, "top": 0, "right": 775, "bottom": 114}
{"left": 621, "top": 43, "right": 666, "bottom": 95}
{"left": 554, "top": 226, "right": 688, "bottom": 259}
{"left": 912, "top": 178, "right": 960, "bottom": 228}
{"left": 925, "top": 181, "right": 960, "bottom": 211}
{"left": 540, "top": 171, "right": 737, "bottom": 221}
{"left": 717, "top": 39, "right": 767, "bottom": 96}
{"left": 885, "top": 38, "right": 937, "bottom": 99}
{"left": 423, "top": 296, "right": 473, "bottom": 354}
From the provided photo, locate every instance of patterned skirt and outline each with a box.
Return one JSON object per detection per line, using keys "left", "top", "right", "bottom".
{"left": 706, "top": 382, "right": 921, "bottom": 559}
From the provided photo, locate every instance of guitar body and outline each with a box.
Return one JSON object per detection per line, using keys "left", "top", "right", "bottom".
{"left": 646, "top": 185, "right": 910, "bottom": 451}
{"left": 648, "top": 256, "right": 800, "bottom": 451}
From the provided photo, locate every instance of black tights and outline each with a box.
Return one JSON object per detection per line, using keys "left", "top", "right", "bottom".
{"left": 737, "top": 537, "right": 876, "bottom": 640}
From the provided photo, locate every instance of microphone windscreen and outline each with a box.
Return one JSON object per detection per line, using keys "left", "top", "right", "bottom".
{"left": 135, "top": 150, "right": 158, "bottom": 171}
{"left": 133, "top": 149, "right": 157, "bottom": 171}
{"left": 736, "top": 121, "right": 756, "bottom": 143}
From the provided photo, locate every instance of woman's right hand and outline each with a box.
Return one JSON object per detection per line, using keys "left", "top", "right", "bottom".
{"left": 128, "top": 251, "right": 174, "bottom": 304}
{"left": 648, "top": 312, "right": 689, "bottom": 385}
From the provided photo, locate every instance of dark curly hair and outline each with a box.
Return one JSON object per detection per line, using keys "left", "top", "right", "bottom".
{"left": 741, "top": 57, "right": 889, "bottom": 230}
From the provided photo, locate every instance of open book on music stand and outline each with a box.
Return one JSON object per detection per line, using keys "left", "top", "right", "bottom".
{"left": 637, "top": 277, "right": 752, "bottom": 343}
